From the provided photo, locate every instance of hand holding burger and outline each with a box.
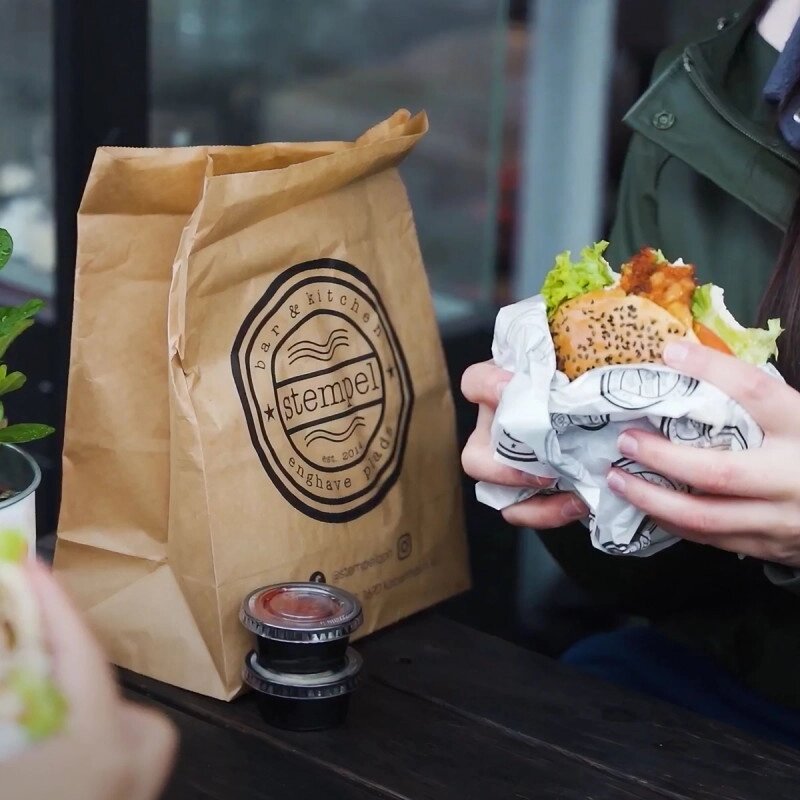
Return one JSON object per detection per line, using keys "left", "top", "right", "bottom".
{"left": 603, "top": 335, "right": 800, "bottom": 568}
{"left": 462, "top": 241, "right": 800, "bottom": 568}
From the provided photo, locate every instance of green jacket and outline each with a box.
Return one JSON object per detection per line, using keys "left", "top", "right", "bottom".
{"left": 541, "top": 1, "right": 800, "bottom": 708}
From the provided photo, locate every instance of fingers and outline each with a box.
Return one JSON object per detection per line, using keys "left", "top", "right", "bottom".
{"left": 121, "top": 702, "right": 179, "bottom": 800}
{"left": 462, "top": 405, "right": 553, "bottom": 488}
{"left": 607, "top": 467, "right": 781, "bottom": 540}
{"left": 7, "top": 562, "right": 180, "bottom": 800}
{"left": 25, "top": 560, "right": 119, "bottom": 729}
{"left": 616, "top": 430, "right": 783, "bottom": 499}
{"left": 501, "top": 492, "right": 588, "bottom": 528}
{"left": 663, "top": 341, "right": 800, "bottom": 436}
{"left": 460, "top": 361, "right": 513, "bottom": 408}
{"left": 461, "top": 360, "right": 553, "bottom": 488}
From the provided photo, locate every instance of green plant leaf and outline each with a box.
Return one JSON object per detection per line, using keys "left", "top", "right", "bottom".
{"left": 0, "top": 307, "right": 39, "bottom": 360}
{"left": 0, "top": 232, "right": 51, "bottom": 437}
{"left": 0, "top": 371, "right": 25, "bottom": 397}
{"left": 0, "top": 423, "right": 54, "bottom": 443}
{"left": 0, "top": 229, "right": 12, "bottom": 270}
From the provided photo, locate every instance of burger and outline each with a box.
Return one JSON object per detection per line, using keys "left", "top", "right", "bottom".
{"left": 541, "top": 242, "right": 782, "bottom": 380}
{"left": 0, "top": 531, "right": 65, "bottom": 758}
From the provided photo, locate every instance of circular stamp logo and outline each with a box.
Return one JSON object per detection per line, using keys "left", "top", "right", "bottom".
{"left": 231, "top": 259, "right": 413, "bottom": 522}
{"left": 660, "top": 417, "right": 748, "bottom": 451}
{"left": 611, "top": 457, "right": 688, "bottom": 492}
{"left": 599, "top": 368, "right": 698, "bottom": 410}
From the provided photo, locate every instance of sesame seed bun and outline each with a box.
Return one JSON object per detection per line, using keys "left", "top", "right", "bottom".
{"left": 550, "top": 290, "right": 694, "bottom": 380}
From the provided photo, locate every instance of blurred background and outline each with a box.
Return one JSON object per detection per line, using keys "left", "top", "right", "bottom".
{"left": 0, "top": 0, "right": 749, "bottom": 652}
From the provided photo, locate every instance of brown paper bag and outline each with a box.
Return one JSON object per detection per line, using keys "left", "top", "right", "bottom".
{"left": 55, "top": 110, "right": 470, "bottom": 699}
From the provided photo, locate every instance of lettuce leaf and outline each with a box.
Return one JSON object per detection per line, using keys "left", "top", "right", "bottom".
{"left": 692, "top": 283, "right": 782, "bottom": 365}
{"left": 541, "top": 241, "right": 613, "bottom": 317}
{"left": 8, "top": 670, "right": 67, "bottom": 741}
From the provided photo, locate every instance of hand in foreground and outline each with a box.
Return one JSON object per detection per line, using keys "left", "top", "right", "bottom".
{"left": 2, "top": 561, "right": 177, "bottom": 800}
{"left": 607, "top": 340, "right": 800, "bottom": 567}
{"left": 460, "top": 361, "right": 588, "bottom": 527}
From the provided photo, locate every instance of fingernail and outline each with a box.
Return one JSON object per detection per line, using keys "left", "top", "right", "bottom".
{"left": 561, "top": 496, "right": 589, "bottom": 520}
{"left": 496, "top": 381, "right": 510, "bottom": 402}
{"left": 663, "top": 341, "right": 689, "bottom": 366}
{"left": 607, "top": 469, "right": 626, "bottom": 494}
{"left": 617, "top": 432, "right": 638, "bottom": 457}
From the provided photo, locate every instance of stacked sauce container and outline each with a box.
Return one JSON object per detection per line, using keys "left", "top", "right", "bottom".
{"left": 240, "top": 582, "right": 364, "bottom": 731}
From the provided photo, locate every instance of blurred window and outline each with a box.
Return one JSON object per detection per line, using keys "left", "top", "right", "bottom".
{"left": 150, "top": 0, "right": 510, "bottom": 328}
{"left": 0, "top": 0, "right": 54, "bottom": 310}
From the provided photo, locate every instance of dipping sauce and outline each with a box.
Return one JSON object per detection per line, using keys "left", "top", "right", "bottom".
{"left": 242, "top": 648, "right": 363, "bottom": 731}
{"left": 240, "top": 583, "right": 363, "bottom": 674}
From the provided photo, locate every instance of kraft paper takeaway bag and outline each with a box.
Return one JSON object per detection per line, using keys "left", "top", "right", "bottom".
{"left": 55, "top": 110, "right": 470, "bottom": 699}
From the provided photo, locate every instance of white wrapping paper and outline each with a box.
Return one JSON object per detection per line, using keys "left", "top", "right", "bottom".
{"left": 476, "top": 295, "right": 780, "bottom": 556}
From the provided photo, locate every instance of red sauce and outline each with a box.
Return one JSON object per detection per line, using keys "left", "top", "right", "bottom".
{"left": 257, "top": 587, "right": 342, "bottom": 622}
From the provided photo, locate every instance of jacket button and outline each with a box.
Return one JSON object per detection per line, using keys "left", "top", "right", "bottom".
{"left": 716, "top": 17, "right": 729, "bottom": 31}
{"left": 652, "top": 111, "right": 675, "bottom": 130}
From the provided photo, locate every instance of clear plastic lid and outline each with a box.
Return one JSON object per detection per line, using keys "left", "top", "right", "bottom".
{"left": 239, "top": 582, "right": 363, "bottom": 643}
{"left": 242, "top": 648, "right": 363, "bottom": 699}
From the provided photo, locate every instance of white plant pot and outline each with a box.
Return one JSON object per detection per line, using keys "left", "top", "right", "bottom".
{"left": 0, "top": 444, "right": 40, "bottom": 557}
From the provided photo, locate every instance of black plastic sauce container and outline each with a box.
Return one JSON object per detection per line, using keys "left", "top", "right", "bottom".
{"left": 239, "top": 583, "right": 363, "bottom": 674}
{"left": 242, "top": 648, "right": 363, "bottom": 731}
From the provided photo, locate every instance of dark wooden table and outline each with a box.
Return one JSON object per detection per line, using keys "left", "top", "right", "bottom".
{"left": 122, "top": 615, "right": 800, "bottom": 800}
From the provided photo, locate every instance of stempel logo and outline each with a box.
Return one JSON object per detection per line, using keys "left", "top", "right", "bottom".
{"left": 231, "top": 259, "right": 414, "bottom": 522}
